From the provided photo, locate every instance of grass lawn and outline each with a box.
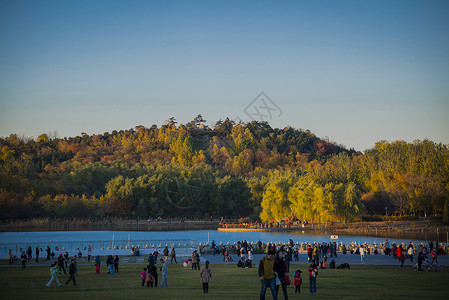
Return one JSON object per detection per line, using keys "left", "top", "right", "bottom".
{"left": 0, "top": 262, "right": 448, "bottom": 299}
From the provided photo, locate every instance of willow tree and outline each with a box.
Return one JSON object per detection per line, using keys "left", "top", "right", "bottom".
{"left": 260, "top": 172, "right": 294, "bottom": 222}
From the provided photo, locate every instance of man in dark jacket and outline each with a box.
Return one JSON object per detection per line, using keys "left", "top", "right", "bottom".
{"left": 258, "top": 250, "right": 277, "bottom": 300}
{"left": 148, "top": 253, "right": 156, "bottom": 267}
{"left": 58, "top": 254, "right": 66, "bottom": 274}
{"left": 275, "top": 251, "right": 289, "bottom": 300}
{"left": 65, "top": 259, "right": 77, "bottom": 286}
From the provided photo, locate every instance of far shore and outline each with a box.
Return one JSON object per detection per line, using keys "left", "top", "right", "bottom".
{"left": 1, "top": 218, "right": 448, "bottom": 241}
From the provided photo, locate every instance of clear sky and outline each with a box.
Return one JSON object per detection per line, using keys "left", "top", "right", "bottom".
{"left": 1, "top": 0, "right": 448, "bottom": 151}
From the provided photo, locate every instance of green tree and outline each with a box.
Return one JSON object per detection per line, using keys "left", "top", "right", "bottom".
{"left": 443, "top": 199, "right": 449, "bottom": 225}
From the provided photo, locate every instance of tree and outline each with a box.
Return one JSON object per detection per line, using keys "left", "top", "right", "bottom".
{"left": 443, "top": 199, "right": 449, "bottom": 225}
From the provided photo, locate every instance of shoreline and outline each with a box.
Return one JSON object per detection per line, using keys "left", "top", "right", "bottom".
{"left": 1, "top": 219, "right": 448, "bottom": 241}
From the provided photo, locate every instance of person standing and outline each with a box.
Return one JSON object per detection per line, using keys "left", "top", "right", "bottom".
{"left": 192, "top": 250, "right": 199, "bottom": 270}
{"left": 21, "top": 251, "right": 27, "bottom": 269}
{"left": 407, "top": 245, "right": 414, "bottom": 263}
{"left": 417, "top": 251, "right": 424, "bottom": 271}
{"left": 307, "top": 245, "right": 313, "bottom": 262}
{"left": 397, "top": 245, "right": 405, "bottom": 268}
{"left": 308, "top": 261, "right": 318, "bottom": 294}
{"left": 430, "top": 248, "right": 437, "bottom": 264}
{"left": 201, "top": 260, "right": 212, "bottom": 294}
{"left": 65, "top": 259, "right": 77, "bottom": 286}
{"left": 151, "top": 265, "right": 158, "bottom": 287}
{"left": 385, "top": 239, "right": 391, "bottom": 255}
{"left": 108, "top": 255, "right": 115, "bottom": 275}
{"left": 148, "top": 253, "right": 156, "bottom": 267}
{"left": 95, "top": 255, "right": 101, "bottom": 275}
{"left": 114, "top": 255, "right": 119, "bottom": 273}
{"left": 46, "top": 246, "right": 51, "bottom": 262}
{"left": 258, "top": 250, "right": 277, "bottom": 300}
{"left": 73, "top": 256, "right": 78, "bottom": 276}
{"left": 8, "top": 250, "right": 13, "bottom": 265}
{"left": 294, "top": 270, "right": 302, "bottom": 293}
{"left": 159, "top": 258, "right": 169, "bottom": 287}
{"left": 170, "top": 248, "right": 177, "bottom": 264}
{"left": 26, "top": 246, "right": 32, "bottom": 261}
{"left": 63, "top": 251, "right": 69, "bottom": 269}
{"left": 46, "top": 262, "right": 62, "bottom": 287}
{"left": 87, "top": 246, "right": 91, "bottom": 262}
{"left": 360, "top": 246, "right": 366, "bottom": 264}
{"left": 163, "top": 246, "right": 169, "bottom": 261}
{"left": 141, "top": 268, "right": 147, "bottom": 287}
{"left": 274, "top": 251, "right": 289, "bottom": 300}
{"left": 35, "top": 247, "right": 40, "bottom": 262}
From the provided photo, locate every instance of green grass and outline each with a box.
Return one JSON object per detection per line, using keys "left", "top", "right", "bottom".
{"left": 0, "top": 262, "right": 448, "bottom": 299}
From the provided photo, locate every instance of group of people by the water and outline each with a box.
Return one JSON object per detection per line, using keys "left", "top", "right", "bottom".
{"left": 7, "top": 235, "right": 445, "bottom": 298}
{"left": 259, "top": 246, "right": 318, "bottom": 300}
{"left": 141, "top": 248, "right": 210, "bottom": 292}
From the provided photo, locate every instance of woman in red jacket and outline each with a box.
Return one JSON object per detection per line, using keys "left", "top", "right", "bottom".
{"left": 397, "top": 245, "right": 405, "bottom": 268}
{"left": 308, "top": 261, "right": 318, "bottom": 294}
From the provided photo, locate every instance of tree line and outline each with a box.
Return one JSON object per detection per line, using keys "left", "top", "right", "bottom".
{"left": 1, "top": 116, "right": 448, "bottom": 222}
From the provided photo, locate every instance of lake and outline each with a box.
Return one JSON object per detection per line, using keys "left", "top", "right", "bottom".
{"left": 1, "top": 229, "right": 446, "bottom": 249}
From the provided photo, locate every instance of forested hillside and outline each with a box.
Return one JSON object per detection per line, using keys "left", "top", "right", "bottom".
{"left": 1, "top": 116, "right": 448, "bottom": 223}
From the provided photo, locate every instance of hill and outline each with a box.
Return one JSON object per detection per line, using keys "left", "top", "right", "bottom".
{"left": 0, "top": 117, "right": 448, "bottom": 222}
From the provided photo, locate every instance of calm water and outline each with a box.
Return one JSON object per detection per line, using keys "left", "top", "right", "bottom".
{"left": 1, "top": 230, "right": 446, "bottom": 246}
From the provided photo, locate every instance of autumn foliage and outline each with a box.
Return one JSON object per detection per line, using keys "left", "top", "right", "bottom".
{"left": 0, "top": 117, "right": 448, "bottom": 222}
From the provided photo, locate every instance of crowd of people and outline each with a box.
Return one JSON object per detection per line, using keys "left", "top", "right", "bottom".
{"left": 6, "top": 237, "right": 445, "bottom": 298}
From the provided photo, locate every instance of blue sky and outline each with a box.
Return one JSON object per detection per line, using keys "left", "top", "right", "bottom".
{"left": 1, "top": 0, "right": 448, "bottom": 151}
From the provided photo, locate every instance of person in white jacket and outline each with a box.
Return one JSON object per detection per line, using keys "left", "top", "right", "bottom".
{"left": 46, "top": 263, "right": 62, "bottom": 287}
{"left": 159, "top": 259, "right": 169, "bottom": 287}
{"left": 360, "top": 246, "right": 366, "bottom": 264}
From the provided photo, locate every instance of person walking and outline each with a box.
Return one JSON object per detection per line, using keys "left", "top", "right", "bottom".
{"left": 159, "top": 258, "right": 169, "bottom": 287}
{"left": 274, "top": 251, "right": 289, "bottom": 300}
{"left": 170, "top": 247, "right": 177, "bottom": 264}
{"left": 46, "top": 262, "right": 62, "bottom": 287}
{"left": 258, "top": 250, "right": 278, "bottom": 300}
{"left": 308, "top": 261, "right": 318, "bottom": 294}
{"left": 65, "top": 259, "right": 77, "bottom": 286}
{"left": 200, "top": 260, "right": 212, "bottom": 294}
{"left": 35, "top": 247, "right": 40, "bottom": 262}
{"left": 58, "top": 254, "right": 67, "bottom": 275}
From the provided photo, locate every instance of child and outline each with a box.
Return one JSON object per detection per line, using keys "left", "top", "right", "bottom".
{"left": 46, "top": 263, "right": 62, "bottom": 287}
{"left": 95, "top": 256, "right": 101, "bottom": 276}
{"left": 141, "top": 268, "right": 147, "bottom": 287}
{"left": 146, "top": 269, "right": 155, "bottom": 287}
{"left": 294, "top": 270, "right": 302, "bottom": 293}
{"left": 321, "top": 257, "right": 327, "bottom": 269}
